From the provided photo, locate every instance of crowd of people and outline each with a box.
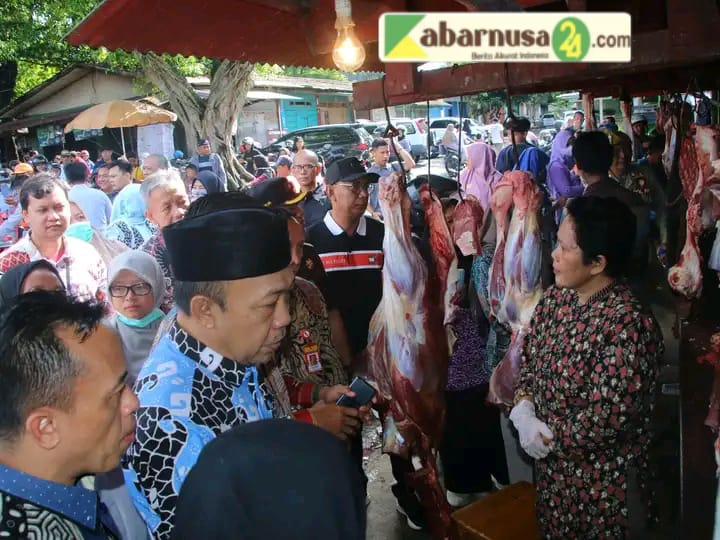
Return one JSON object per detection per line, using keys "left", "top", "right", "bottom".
{"left": 0, "top": 114, "right": 681, "bottom": 540}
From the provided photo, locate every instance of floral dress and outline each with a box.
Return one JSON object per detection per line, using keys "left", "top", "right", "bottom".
{"left": 515, "top": 282, "right": 663, "bottom": 539}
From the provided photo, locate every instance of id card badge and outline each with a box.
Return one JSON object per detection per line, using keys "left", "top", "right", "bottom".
{"left": 302, "top": 343, "right": 322, "bottom": 373}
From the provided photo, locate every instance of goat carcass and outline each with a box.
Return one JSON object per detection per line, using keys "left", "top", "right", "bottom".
{"left": 488, "top": 172, "right": 545, "bottom": 407}
{"left": 367, "top": 173, "right": 453, "bottom": 539}
{"left": 669, "top": 125, "right": 720, "bottom": 298}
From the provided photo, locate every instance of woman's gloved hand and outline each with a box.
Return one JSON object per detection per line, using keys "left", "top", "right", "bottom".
{"left": 509, "top": 399, "right": 554, "bottom": 459}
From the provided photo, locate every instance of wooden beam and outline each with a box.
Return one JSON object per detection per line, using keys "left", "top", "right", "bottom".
{"left": 454, "top": 0, "right": 525, "bottom": 10}
{"left": 564, "top": 0, "right": 586, "bottom": 10}
{"left": 244, "top": 0, "right": 313, "bottom": 15}
{"left": 352, "top": 16, "right": 720, "bottom": 109}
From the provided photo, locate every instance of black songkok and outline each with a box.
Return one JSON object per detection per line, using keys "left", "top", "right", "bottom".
{"left": 162, "top": 208, "right": 290, "bottom": 282}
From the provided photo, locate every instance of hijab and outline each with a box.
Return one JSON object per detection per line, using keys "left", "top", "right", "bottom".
{"left": 549, "top": 129, "right": 575, "bottom": 169}
{"left": 459, "top": 141, "right": 503, "bottom": 211}
{"left": 173, "top": 419, "right": 367, "bottom": 540}
{"left": 104, "top": 250, "right": 165, "bottom": 385}
{"left": 0, "top": 260, "right": 63, "bottom": 307}
{"left": 106, "top": 184, "right": 154, "bottom": 248}
{"left": 195, "top": 171, "right": 225, "bottom": 195}
{"left": 69, "top": 185, "right": 111, "bottom": 234}
{"left": 111, "top": 184, "right": 149, "bottom": 227}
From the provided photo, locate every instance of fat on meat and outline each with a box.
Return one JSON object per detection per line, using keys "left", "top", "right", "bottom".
{"left": 669, "top": 125, "right": 720, "bottom": 298}
{"left": 452, "top": 196, "right": 484, "bottom": 257}
{"left": 488, "top": 176, "right": 514, "bottom": 320}
{"left": 488, "top": 171, "right": 545, "bottom": 407}
{"left": 367, "top": 173, "right": 453, "bottom": 539}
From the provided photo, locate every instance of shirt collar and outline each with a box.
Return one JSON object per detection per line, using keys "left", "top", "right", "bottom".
{"left": 0, "top": 464, "right": 99, "bottom": 531}
{"left": 169, "top": 319, "right": 254, "bottom": 386}
{"left": 323, "top": 212, "right": 367, "bottom": 237}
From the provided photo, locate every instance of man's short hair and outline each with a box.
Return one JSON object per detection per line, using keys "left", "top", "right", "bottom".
{"left": 185, "top": 163, "right": 198, "bottom": 172}
{"left": 96, "top": 162, "right": 112, "bottom": 171}
{"left": 19, "top": 174, "right": 67, "bottom": 211}
{"left": 109, "top": 160, "right": 133, "bottom": 175}
{"left": 292, "top": 150, "right": 319, "bottom": 165}
{"left": 572, "top": 131, "right": 614, "bottom": 176}
{"left": 140, "top": 168, "right": 185, "bottom": 204}
{"left": 64, "top": 162, "right": 89, "bottom": 184}
{"left": 146, "top": 154, "right": 169, "bottom": 170}
{"left": 574, "top": 111, "right": 585, "bottom": 118}
{"left": 0, "top": 292, "right": 105, "bottom": 442}
{"left": 566, "top": 196, "right": 636, "bottom": 278}
{"left": 370, "top": 139, "right": 388, "bottom": 150}
{"left": 173, "top": 192, "right": 260, "bottom": 316}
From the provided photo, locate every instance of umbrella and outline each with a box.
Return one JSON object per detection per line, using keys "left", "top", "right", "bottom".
{"left": 64, "top": 100, "right": 177, "bottom": 154}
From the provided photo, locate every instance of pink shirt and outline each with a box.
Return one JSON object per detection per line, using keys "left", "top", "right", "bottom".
{"left": 0, "top": 235, "right": 107, "bottom": 303}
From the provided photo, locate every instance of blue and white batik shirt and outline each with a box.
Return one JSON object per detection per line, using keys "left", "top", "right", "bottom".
{"left": 123, "top": 320, "right": 274, "bottom": 539}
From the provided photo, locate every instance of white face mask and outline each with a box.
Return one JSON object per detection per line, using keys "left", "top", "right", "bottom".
{"left": 190, "top": 188, "right": 207, "bottom": 201}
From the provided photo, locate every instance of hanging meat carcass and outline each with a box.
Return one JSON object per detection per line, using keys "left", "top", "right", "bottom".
{"left": 669, "top": 125, "right": 720, "bottom": 298}
{"left": 488, "top": 176, "right": 514, "bottom": 319}
{"left": 452, "top": 196, "right": 484, "bottom": 257}
{"left": 698, "top": 333, "right": 720, "bottom": 431}
{"left": 488, "top": 171, "right": 545, "bottom": 407}
{"left": 367, "top": 173, "right": 454, "bottom": 539}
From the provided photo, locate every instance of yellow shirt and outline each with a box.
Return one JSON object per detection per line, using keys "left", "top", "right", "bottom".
{"left": 132, "top": 166, "right": 144, "bottom": 182}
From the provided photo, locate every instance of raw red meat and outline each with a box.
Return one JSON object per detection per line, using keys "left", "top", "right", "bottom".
{"left": 488, "top": 171, "right": 545, "bottom": 407}
{"left": 698, "top": 333, "right": 720, "bottom": 431}
{"left": 367, "top": 174, "right": 453, "bottom": 539}
{"left": 488, "top": 176, "right": 514, "bottom": 319}
{"left": 669, "top": 125, "right": 720, "bottom": 298}
{"left": 452, "top": 195, "right": 484, "bottom": 257}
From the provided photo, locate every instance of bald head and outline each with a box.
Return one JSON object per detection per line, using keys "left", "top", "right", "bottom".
{"left": 292, "top": 150, "right": 320, "bottom": 192}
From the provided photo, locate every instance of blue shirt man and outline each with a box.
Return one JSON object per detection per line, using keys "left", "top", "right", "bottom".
{"left": 123, "top": 206, "right": 294, "bottom": 539}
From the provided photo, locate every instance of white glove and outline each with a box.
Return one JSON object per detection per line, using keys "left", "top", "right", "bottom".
{"left": 509, "top": 399, "right": 554, "bottom": 460}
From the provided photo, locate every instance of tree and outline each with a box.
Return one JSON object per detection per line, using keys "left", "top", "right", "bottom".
{"left": 1, "top": 0, "right": 259, "bottom": 188}
{"left": 141, "top": 54, "right": 253, "bottom": 189}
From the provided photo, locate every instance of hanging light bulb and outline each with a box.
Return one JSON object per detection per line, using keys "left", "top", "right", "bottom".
{"left": 332, "top": 0, "right": 365, "bottom": 72}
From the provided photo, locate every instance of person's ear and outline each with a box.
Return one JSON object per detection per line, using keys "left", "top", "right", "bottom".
{"left": 26, "top": 408, "right": 61, "bottom": 450}
{"left": 190, "top": 294, "right": 221, "bottom": 329}
{"left": 589, "top": 254, "right": 607, "bottom": 276}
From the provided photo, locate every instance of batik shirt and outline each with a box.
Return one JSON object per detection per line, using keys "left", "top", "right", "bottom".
{"left": 0, "top": 234, "right": 106, "bottom": 302}
{"left": 141, "top": 230, "right": 173, "bottom": 313}
{"left": 515, "top": 282, "right": 663, "bottom": 539}
{"left": 123, "top": 320, "right": 274, "bottom": 540}
{"left": 0, "top": 464, "right": 118, "bottom": 539}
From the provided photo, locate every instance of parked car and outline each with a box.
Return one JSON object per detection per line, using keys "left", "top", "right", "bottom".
{"left": 371, "top": 117, "right": 430, "bottom": 161}
{"left": 541, "top": 113, "right": 558, "bottom": 128}
{"left": 261, "top": 123, "right": 373, "bottom": 165}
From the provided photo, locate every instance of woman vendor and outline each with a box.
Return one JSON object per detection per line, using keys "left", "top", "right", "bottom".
{"left": 510, "top": 195, "right": 664, "bottom": 538}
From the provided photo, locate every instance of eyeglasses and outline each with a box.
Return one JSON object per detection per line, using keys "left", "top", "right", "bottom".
{"left": 291, "top": 164, "right": 316, "bottom": 172}
{"left": 334, "top": 181, "right": 370, "bottom": 195}
{"left": 109, "top": 282, "right": 152, "bottom": 298}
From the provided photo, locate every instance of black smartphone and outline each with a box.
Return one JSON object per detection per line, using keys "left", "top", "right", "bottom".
{"left": 336, "top": 376, "right": 377, "bottom": 408}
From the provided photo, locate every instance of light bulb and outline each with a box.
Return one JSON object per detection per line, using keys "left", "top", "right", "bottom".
{"left": 332, "top": 23, "right": 365, "bottom": 72}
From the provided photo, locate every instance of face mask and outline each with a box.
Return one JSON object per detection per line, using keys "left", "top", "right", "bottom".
{"left": 65, "top": 222, "right": 94, "bottom": 243}
{"left": 190, "top": 188, "right": 207, "bottom": 201}
{"left": 117, "top": 308, "right": 164, "bottom": 328}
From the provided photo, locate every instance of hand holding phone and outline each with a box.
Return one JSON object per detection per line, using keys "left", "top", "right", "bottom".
{"left": 336, "top": 376, "right": 377, "bottom": 408}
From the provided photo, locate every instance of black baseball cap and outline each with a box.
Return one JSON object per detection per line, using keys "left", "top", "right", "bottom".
{"left": 246, "top": 176, "right": 307, "bottom": 207}
{"left": 325, "top": 157, "right": 379, "bottom": 185}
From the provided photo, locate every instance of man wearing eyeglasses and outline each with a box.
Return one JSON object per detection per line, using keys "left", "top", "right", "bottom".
{"left": 292, "top": 149, "right": 331, "bottom": 229}
{"left": 306, "top": 157, "right": 426, "bottom": 531}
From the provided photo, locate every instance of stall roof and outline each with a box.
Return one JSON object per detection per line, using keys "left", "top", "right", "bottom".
{"left": 67, "top": 0, "right": 558, "bottom": 73}
{"left": 67, "top": 0, "right": 720, "bottom": 107}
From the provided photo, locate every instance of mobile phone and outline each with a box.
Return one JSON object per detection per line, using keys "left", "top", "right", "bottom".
{"left": 336, "top": 376, "right": 377, "bottom": 408}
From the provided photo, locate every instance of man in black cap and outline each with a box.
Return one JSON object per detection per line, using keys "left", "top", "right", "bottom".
{"left": 246, "top": 177, "right": 353, "bottom": 364}
{"left": 189, "top": 138, "right": 228, "bottom": 190}
{"left": 306, "top": 157, "right": 426, "bottom": 531}
{"left": 495, "top": 116, "right": 532, "bottom": 173}
{"left": 238, "top": 136, "right": 270, "bottom": 179}
{"left": 123, "top": 206, "right": 295, "bottom": 540}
